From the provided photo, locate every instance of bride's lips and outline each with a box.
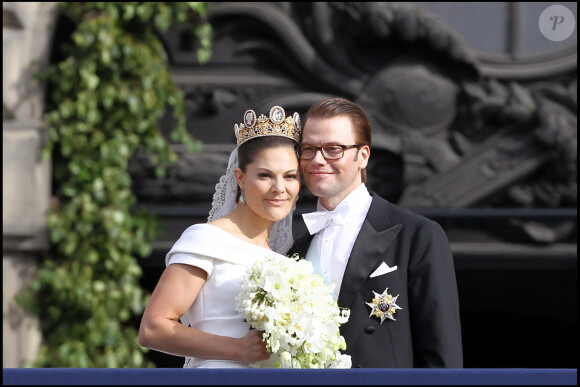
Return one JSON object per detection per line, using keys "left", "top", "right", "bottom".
{"left": 266, "top": 199, "right": 287, "bottom": 206}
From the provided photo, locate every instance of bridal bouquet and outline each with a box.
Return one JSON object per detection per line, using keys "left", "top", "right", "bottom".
{"left": 235, "top": 253, "right": 352, "bottom": 368}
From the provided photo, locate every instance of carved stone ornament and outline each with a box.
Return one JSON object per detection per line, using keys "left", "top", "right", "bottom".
{"left": 146, "top": 2, "right": 576, "bottom": 223}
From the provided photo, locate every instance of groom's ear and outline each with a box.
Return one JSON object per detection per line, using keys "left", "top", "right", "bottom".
{"left": 358, "top": 145, "right": 370, "bottom": 169}
{"left": 234, "top": 168, "right": 244, "bottom": 189}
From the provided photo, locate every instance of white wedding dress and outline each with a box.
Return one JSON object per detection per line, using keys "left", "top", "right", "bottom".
{"left": 166, "top": 223, "right": 285, "bottom": 368}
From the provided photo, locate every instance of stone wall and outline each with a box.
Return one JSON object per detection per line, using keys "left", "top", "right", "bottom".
{"left": 2, "top": 2, "right": 58, "bottom": 367}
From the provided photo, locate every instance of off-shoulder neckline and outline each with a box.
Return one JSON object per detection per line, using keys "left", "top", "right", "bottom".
{"left": 193, "top": 223, "right": 275, "bottom": 253}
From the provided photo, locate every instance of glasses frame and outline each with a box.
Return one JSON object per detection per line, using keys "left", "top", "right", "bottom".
{"left": 297, "top": 144, "right": 360, "bottom": 160}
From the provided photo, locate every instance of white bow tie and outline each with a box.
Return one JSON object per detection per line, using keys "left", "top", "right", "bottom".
{"left": 302, "top": 205, "right": 350, "bottom": 235}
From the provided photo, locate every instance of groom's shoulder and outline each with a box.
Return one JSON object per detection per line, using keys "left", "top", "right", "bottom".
{"left": 369, "top": 192, "right": 433, "bottom": 225}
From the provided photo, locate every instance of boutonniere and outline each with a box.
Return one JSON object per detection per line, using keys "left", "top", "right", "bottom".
{"left": 366, "top": 287, "right": 402, "bottom": 323}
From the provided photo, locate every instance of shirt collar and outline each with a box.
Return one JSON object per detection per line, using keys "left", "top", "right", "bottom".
{"left": 316, "top": 183, "right": 371, "bottom": 216}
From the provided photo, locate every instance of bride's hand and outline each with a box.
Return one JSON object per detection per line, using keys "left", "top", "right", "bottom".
{"left": 237, "top": 329, "right": 271, "bottom": 362}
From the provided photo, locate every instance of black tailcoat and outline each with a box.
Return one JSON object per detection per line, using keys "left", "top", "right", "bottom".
{"left": 290, "top": 193, "right": 463, "bottom": 368}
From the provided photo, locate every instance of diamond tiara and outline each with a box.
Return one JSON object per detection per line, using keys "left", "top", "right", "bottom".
{"left": 234, "top": 105, "right": 301, "bottom": 146}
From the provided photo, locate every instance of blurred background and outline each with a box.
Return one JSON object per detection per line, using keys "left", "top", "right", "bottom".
{"left": 3, "top": 2, "right": 576, "bottom": 368}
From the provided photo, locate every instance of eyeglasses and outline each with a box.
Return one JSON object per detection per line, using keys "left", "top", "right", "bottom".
{"left": 297, "top": 144, "right": 360, "bottom": 160}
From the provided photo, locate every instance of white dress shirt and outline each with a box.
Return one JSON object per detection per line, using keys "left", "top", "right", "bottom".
{"left": 303, "top": 183, "right": 373, "bottom": 296}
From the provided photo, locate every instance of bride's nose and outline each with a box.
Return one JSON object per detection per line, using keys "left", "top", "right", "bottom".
{"left": 271, "top": 176, "right": 285, "bottom": 193}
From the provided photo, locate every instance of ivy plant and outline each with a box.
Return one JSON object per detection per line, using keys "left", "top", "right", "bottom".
{"left": 16, "top": 2, "right": 211, "bottom": 367}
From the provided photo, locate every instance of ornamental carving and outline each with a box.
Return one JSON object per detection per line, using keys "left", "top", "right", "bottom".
{"left": 129, "top": 2, "right": 576, "bottom": 244}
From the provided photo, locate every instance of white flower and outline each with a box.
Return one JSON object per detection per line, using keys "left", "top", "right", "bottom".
{"left": 280, "top": 351, "right": 292, "bottom": 367}
{"left": 303, "top": 319, "right": 326, "bottom": 353}
{"left": 332, "top": 353, "right": 353, "bottom": 369}
{"left": 235, "top": 253, "right": 352, "bottom": 369}
{"left": 263, "top": 270, "right": 292, "bottom": 299}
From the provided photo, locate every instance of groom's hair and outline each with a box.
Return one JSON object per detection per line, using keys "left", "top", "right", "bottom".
{"left": 305, "top": 97, "right": 371, "bottom": 183}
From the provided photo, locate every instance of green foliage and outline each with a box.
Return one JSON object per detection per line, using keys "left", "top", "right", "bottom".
{"left": 16, "top": 2, "right": 211, "bottom": 367}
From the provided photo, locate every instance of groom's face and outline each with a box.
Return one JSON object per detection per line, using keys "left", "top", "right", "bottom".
{"left": 300, "top": 116, "right": 369, "bottom": 210}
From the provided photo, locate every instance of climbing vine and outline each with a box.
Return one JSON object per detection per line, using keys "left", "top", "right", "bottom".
{"left": 16, "top": 2, "right": 211, "bottom": 367}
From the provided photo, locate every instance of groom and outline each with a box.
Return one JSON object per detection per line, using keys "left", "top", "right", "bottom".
{"left": 289, "top": 97, "right": 463, "bottom": 368}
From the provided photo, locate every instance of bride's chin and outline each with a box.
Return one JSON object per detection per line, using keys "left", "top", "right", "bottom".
{"left": 270, "top": 214, "right": 290, "bottom": 222}
{"left": 268, "top": 208, "right": 292, "bottom": 221}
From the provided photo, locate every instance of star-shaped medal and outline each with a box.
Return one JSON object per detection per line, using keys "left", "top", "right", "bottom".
{"left": 366, "top": 287, "right": 402, "bottom": 323}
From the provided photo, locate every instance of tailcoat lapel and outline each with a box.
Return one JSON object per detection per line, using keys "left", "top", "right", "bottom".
{"left": 291, "top": 232, "right": 314, "bottom": 259}
{"left": 337, "top": 194, "right": 402, "bottom": 310}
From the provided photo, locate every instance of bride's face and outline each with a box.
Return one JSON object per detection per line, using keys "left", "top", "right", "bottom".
{"left": 237, "top": 146, "right": 300, "bottom": 222}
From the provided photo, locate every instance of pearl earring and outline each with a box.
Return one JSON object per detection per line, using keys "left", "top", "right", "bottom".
{"left": 239, "top": 188, "right": 245, "bottom": 204}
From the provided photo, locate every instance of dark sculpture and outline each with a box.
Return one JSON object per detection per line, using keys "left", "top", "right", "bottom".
{"left": 124, "top": 3, "right": 576, "bottom": 369}
{"left": 129, "top": 2, "right": 577, "bottom": 244}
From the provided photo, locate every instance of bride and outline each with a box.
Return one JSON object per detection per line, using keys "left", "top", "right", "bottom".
{"left": 139, "top": 106, "right": 301, "bottom": 368}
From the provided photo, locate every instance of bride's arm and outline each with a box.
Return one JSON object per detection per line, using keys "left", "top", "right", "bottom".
{"left": 138, "top": 263, "right": 269, "bottom": 363}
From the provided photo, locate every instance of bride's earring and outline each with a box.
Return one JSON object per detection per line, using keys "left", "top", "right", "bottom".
{"left": 239, "top": 188, "right": 245, "bottom": 204}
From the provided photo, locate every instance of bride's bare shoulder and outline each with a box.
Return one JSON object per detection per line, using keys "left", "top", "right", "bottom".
{"left": 207, "top": 217, "right": 235, "bottom": 233}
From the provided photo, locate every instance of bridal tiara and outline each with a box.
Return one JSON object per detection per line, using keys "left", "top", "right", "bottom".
{"left": 234, "top": 105, "right": 301, "bottom": 146}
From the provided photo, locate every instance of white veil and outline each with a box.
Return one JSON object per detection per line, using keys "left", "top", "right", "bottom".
{"left": 207, "top": 147, "right": 294, "bottom": 255}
